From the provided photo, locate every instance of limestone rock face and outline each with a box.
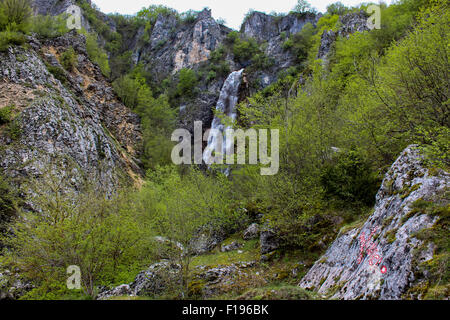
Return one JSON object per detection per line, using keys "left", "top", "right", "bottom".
{"left": 97, "top": 261, "right": 182, "bottom": 299}
{"left": 137, "top": 8, "right": 230, "bottom": 83}
{"left": 318, "top": 11, "right": 370, "bottom": 61}
{"left": 242, "top": 12, "right": 319, "bottom": 86}
{"left": 0, "top": 32, "right": 143, "bottom": 196}
{"left": 260, "top": 229, "right": 280, "bottom": 254}
{"left": 299, "top": 146, "right": 449, "bottom": 300}
{"left": 31, "top": 0, "right": 94, "bottom": 32}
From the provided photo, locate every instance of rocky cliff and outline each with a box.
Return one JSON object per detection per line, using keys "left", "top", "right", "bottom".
{"left": 299, "top": 146, "right": 449, "bottom": 300}
{"left": 0, "top": 30, "right": 143, "bottom": 196}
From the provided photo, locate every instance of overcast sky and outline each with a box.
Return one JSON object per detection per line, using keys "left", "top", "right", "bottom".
{"left": 91, "top": 0, "right": 388, "bottom": 30}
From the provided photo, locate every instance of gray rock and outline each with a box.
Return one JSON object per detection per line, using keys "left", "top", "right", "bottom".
{"left": 221, "top": 241, "right": 244, "bottom": 252}
{"left": 0, "top": 33, "right": 143, "bottom": 197}
{"left": 243, "top": 223, "right": 260, "bottom": 240}
{"left": 190, "top": 227, "right": 226, "bottom": 255}
{"left": 97, "top": 261, "right": 181, "bottom": 299}
{"left": 299, "top": 146, "right": 449, "bottom": 300}
{"left": 260, "top": 229, "right": 280, "bottom": 254}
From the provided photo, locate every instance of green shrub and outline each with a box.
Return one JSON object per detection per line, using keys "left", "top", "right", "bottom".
{"left": 60, "top": 47, "right": 78, "bottom": 71}
{"left": 176, "top": 68, "right": 198, "bottom": 97}
{"left": 82, "top": 30, "right": 111, "bottom": 77}
{"left": 320, "top": 150, "right": 381, "bottom": 206}
{"left": 1, "top": 171, "right": 153, "bottom": 298}
{"left": 0, "top": 0, "right": 32, "bottom": 33}
{"left": 46, "top": 63, "right": 68, "bottom": 85}
{"left": 0, "top": 105, "right": 13, "bottom": 124}
{"left": 0, "top": 172, "right": 18, "bottom": 243}
{"left": 206, "top": 70, "right": 216, "bottom": 82}
{"left": 31, "top": 14, "right": 68, "bottom": 39}
{"left": 233, "top": 37, "right": 260, "bottom": 63}
{"left": 282, "top": 23, "right": 315, "bottom": 64}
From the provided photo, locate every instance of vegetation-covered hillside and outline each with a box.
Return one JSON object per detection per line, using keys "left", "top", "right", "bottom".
{"left": 0, "top": 0, "right": 448, "bottom": 300}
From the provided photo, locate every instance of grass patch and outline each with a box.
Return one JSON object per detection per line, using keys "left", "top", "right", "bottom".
{"left": 191, "top": 235, "right": 259, "bottom": 268}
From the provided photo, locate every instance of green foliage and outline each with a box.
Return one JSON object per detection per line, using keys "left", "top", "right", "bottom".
{"left": 0, "top": 27, "right": 25, "bottom": 51}
{"left": 292, "top": 0, "right": 313, "bottom": 14}
{"left": 136, "top": 166, "right": 245, "bottom": 296}
{"left": 320, "top": 150, "right": 381, "bottom": 206}
{"left": 339, "top": 0, "right": 449, "bottom": 167}
{"left": 0, "top": 0, "right": 32, "bottom": 33}
{"left": 1, "top": 170, "right": 154, "bottom": 298}
{"left": 60, "top": 47, "right": 78, "bottom": 72}
{"left": 0, "top": 172, "right": 18, "bottom": 241}
{"left": 232, "top": 37, "right": 260, "bottom": 63}
{"left": 113, "top": 66, "right": 177, "bottom": 169}
{"left": 0, "top": 105, "right": 13, "bottom": 124}
{"left": 179, "top": 9, "right": 198, "bottom": 24}
{"left": 81, "top": 30, "right": 111, "bottom": 77}
{"left": 31, "top": 14, "right": 69, "bottom": 39}
{"left": 326, "top": 2, "right": 348, "bottom": 16}
{"left": 176, "top": 68, "right": 198, "bottom": 98}
{"left": 282, "top": 23, "right": 315, "bottom": 65}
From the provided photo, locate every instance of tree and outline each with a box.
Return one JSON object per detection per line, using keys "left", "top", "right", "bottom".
{"left": 293, "top": 0, "right": 312, "bottom": 14}
{"left": 326, "top": 2, "right": 348, "bottom": 16}
{"left": 1, "top": 168, "right": 153, "bottom": 298}
{"left": 138, "top": 167, "right": 242, "bottom": 297}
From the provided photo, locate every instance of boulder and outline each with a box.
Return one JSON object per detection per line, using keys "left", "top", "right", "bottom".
{"left": 260, "top": 229, "right": 280, "bottom": 254}
{"left": 243, "top": 223, "right": 260, "bottom": 240}
{"left": 221, "top": 241, "right": 244, "bottom": 252}
{"left": 299, "top": 146, "right": 449, "bottom": 300}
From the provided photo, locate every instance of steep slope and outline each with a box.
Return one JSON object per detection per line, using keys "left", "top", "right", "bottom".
{"left": 0, "top": 31, "right": 143, "bottom": 195}
{"left": 299, "top": 146, "right": 449, "bottom": 299}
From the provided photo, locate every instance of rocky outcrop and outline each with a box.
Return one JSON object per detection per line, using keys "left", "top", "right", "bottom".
{"left": 242, "top": 11, "right": 319, "bottom": 86}
{"left": 189, "top": 226, "right": 226, "bottom": 255}
{"left": 137, "top": 8, "right": 230, "bottom": 82}
{"left": 97, "top": 261, "right": 182, "bottom": 299}
{"left": 243, "top": 223, "right": 260, "bottom": 240}
{"left": 0, "top": 32, "right": 143, "bottom": 196}
{"left": 31, "top": 0, "right": 93, "bottom": 32}
{"left": 299, "top": 146, "right": 449, "bottom": 300}
{"left": 318, "top": 10, "right": 370, "bottom": 62}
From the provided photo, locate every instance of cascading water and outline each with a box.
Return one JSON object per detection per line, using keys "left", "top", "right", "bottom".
{"left": 203, "top": 69, "right": 244, "bottom": 170}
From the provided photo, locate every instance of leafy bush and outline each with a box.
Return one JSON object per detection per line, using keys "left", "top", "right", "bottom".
{"left": 46, "top": 63, "right": 68, "bottom": 85}
{"left": 282, "top": 23, "right": 315, "bottom": 64}
{"left": 113, "top": 66, "right": 176, "bottom": 169}
{"left": 82, "top": 30, "right": 111, "bottom": 77}
{"left": 31, "top": 14, "right": 68, "bottom": 38}
{"left": 0, "top": 172, "right": 18, "bottom": 244}
{"left": 0, "top": 28, "right": 25, "bottom": 51}
{"left": 176, "top": 68, "right": 198, "bottom": 97}
{"left": 0, "top": 0, "right": 32, "bottom": 33}
{"left": 292, "top": 0, "right": 313, "bottom": 14}
{"left": 60, "top": 47, "right": 78, "bottom": 71}
{"left": 326, "top": 2, "right": 348, "bottom": 16}
{"left": 137, "top": 166, "right": 244, "bottom": 296}
{"left": 320, "top": 150, "right": 381, "bottom": 206}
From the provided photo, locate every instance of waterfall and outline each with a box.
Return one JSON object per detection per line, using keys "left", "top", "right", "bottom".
{"left": 203, "top": 69, "right": 244, "bottom": 168}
